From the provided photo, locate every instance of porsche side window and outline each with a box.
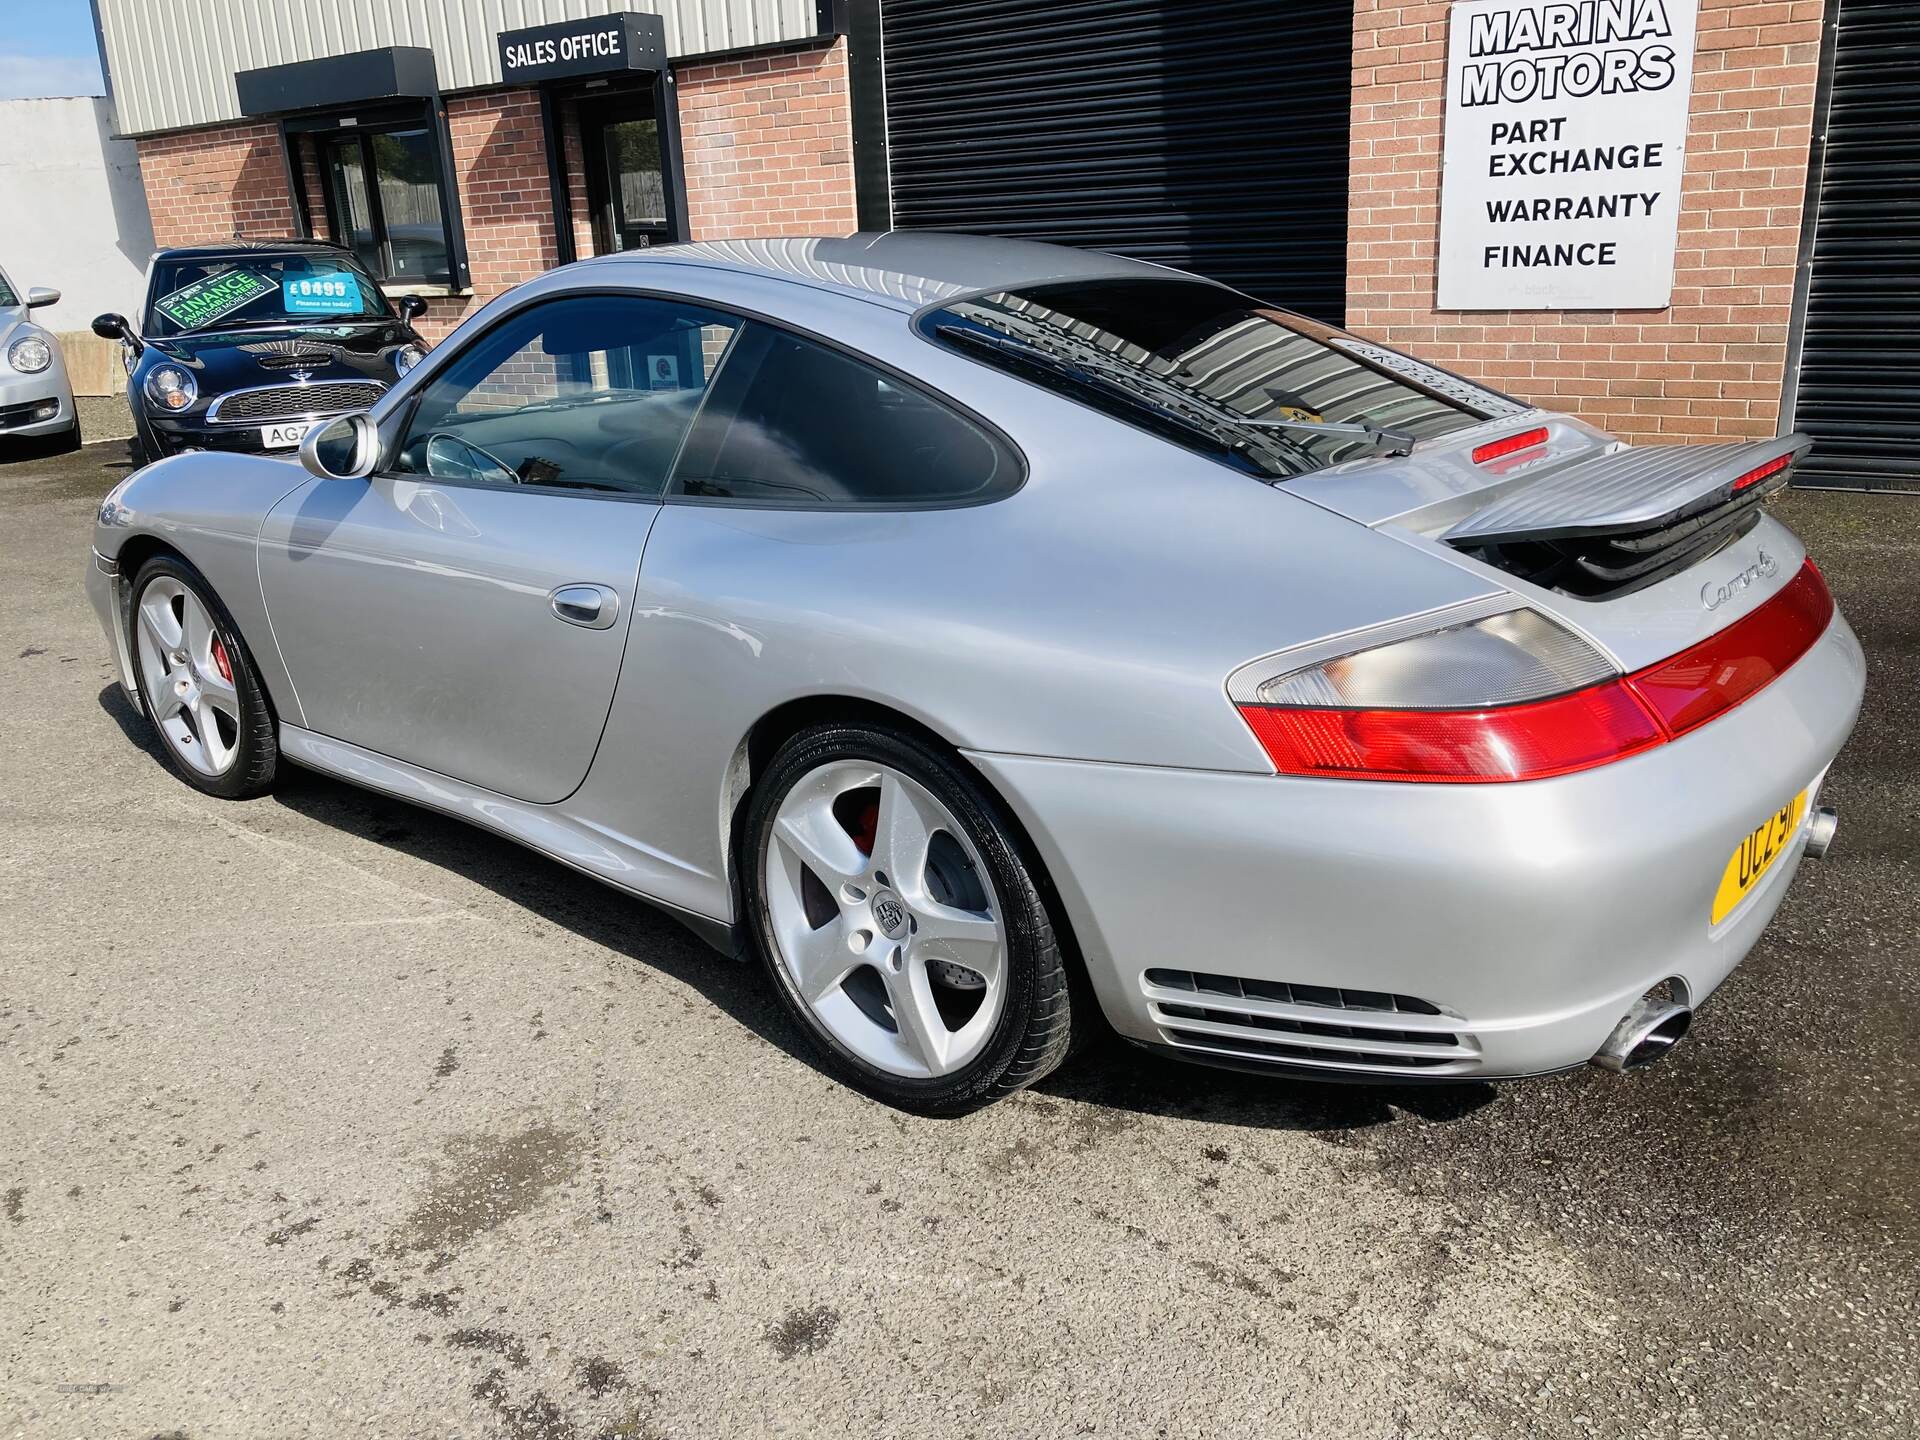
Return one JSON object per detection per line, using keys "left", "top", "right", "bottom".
{"left": 667, "top": 323, "right": 1020, "bottom": 507}
{"left": 393, "top": 295, "right": 742, "bottom": 498}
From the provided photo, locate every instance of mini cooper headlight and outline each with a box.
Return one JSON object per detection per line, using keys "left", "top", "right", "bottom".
{"left": 8, "top": 336, "right": 52, "bottom": 374}
{"left": 145, "top": 365, "right": 196, "bottom": 412}
{"left": 393, "top": 344, "right": 426, "bottom": 376}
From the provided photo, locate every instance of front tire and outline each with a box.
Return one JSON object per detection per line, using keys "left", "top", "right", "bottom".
{"left": 742, "top": 722, "right": 1074, "bottom": 1114}
{"left": 126, "top": 555, "right": 277, "bottom": 798}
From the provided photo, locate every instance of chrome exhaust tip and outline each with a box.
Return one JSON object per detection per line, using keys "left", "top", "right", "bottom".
{"left": 1591, "top": 992, "right": 1693, "bottom": 1072}
{"left": 1804, "top": 806, "right": 1839, "bottom": 860}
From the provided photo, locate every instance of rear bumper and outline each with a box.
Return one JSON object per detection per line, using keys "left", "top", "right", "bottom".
{"left": 968, "top": 609, "right": 1866, "bottom": 1080}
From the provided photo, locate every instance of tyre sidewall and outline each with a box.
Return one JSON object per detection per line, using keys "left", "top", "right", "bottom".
{"left": 126, "top": 555, "right": 276, "bottom": 798}
{"left": 743, "top": 724, "right": 1057, "bottom": 1113}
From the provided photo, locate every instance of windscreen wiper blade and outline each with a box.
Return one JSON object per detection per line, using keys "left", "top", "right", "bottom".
{"left": 995, "top": 322, "right": 1416, "bottom": 459}
{"left": 943, "top": 317, "right": 1393, "bottom": 475}
{"left": 933, "top": 323, "right": 1252, "bottom": 458}
{"left": 1237, "top": 413, "right": 1416, "bottom": 456}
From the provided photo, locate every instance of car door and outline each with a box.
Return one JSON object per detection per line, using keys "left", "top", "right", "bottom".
{"left": 258, "top": 291, "right": 743, "bottom": 804}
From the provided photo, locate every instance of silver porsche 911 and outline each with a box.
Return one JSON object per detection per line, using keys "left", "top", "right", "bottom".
{"left": 86, "top": 233, "right": 1864, "bottom": 1112}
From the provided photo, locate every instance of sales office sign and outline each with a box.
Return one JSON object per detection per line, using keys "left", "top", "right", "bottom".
{"left": 497, "top": 13, "right": 660, "bottom": 85}
{"left": 1437, "top": 0, "right": 1700, "bottom": 309}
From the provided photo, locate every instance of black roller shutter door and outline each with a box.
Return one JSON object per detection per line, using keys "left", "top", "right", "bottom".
{"left": 1790, "top": 0, "right": 1920, "bottom": 491}
{"left": 878, "top": 0, "right": 1352, "bottom": 325}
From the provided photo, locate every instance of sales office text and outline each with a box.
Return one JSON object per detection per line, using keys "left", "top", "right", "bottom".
{"left": 504, "top": 29, "right": 623, "bottom": 71}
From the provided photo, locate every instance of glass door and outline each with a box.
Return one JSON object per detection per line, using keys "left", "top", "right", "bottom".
{"left": 581, "top": 97, "right": 672, "bottom": 253}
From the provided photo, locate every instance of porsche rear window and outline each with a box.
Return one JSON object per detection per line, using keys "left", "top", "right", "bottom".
{"left": 923, "top": 278, "right": 1491, "bottom": 479}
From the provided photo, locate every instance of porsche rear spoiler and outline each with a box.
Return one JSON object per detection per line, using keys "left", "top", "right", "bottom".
{"left": 1443, "top": 433, "right": 1811, "bottom": 546}
{"left": 1440, "top": 433, "right": 1812, "bottom": 596}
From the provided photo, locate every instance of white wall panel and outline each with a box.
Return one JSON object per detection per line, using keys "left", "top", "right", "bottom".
{"left": 97, "top": 0, "right": 820, "bottom": 136}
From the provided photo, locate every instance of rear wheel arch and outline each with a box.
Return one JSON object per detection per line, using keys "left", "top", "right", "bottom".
{"left": 725, "top": 695, "right": 1099, "bottom": 1048}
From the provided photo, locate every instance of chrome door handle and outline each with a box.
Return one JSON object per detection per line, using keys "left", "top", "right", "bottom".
{"left": 549, "top": 584, "right": 620, "bottom": 629}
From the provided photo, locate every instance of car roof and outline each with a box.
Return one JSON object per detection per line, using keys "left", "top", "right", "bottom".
{"left": 578, "top": 231, "right": 1191, "bottom": 311}
{"left": 153, "top": 239, "right": 355, "bottom": 261}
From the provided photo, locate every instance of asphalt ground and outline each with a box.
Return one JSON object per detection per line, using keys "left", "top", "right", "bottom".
{"left": 2, "top": 438, "right": 1915, "bottom": 1439}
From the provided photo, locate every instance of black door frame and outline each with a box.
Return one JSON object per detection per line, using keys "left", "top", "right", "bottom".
{"left": 537, "top": 71, "right": 689, "bottom": 265}
{"left": 576, "top": 87, "right": 675, "bottom": 254}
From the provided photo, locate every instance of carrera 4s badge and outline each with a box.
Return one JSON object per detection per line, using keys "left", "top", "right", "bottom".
{"left": 1702, "top": 548, "right": 1779, "bottom": 612}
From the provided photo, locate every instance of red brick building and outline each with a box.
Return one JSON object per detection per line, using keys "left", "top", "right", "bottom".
{"left": 114, "top": 10, "right": 856, "bottom": 345}
{"left": 1348, "top": 0, "right": 1825, "bottom": 449}
{"left": 94, "top": 0, "right": 1918, "bottom": 489}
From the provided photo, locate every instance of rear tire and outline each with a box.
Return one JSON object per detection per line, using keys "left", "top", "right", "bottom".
{"left": 125, "top": 555, "right": 277, "bottom": 799}
{"left": 742, "top": 722, "right": 1074, "bottom": 1114}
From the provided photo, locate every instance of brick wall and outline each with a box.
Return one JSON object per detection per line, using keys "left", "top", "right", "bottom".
{"left": 676, "top": 40, "right": 857, "bottom": 240}
{"left": 136, "top": 122, "right": 299, "bottom": 247}
{"left": 1347, "top": 0, "right": 1824, "bottom": 444}
{"left": 416, "top": 91, "right": 564, "bottom": 342}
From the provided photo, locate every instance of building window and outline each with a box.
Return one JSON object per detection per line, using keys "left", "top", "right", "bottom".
{"left": 321, "top": 125, "right": 451, "bottom": 285}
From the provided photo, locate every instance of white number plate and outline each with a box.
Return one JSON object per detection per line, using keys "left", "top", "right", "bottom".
{"left": 261, "top": 421, "right": 312, "bottom": 449}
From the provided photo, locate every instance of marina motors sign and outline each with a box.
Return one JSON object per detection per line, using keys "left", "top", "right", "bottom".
{"left": 1437, "top": 0, "right": 1700, "bottom": 309}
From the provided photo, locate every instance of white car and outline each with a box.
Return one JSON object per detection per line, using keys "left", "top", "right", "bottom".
{"left": 0, "top": 263, "right": 79, "bottom": 452}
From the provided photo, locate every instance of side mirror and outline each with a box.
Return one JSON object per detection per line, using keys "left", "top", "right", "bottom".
{"left": 91, "top": 312, "right": 127, "bottom": 340}
{"left": 27, "top": 287, "right": 60, "bottom": 309}
{"left": 396, "top": 295, "right": 428, "bottom": 322}
{"left": 299, "top": 412, "right": 380, "bottom": 481}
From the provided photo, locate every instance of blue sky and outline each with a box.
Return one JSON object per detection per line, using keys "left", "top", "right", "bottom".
{"left": 0, "top": 0, "right": 105, "bottom": 100}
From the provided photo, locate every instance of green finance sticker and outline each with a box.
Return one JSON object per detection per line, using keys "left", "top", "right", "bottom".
{"left": 154, "top": 268, "right": 276, "bottom": 330}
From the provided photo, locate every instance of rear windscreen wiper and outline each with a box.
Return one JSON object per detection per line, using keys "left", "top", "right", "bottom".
{"left": 1238, "top": 413, "right": 1416, "bottom": 457}
{"left": 938, "top": 318, "right": 1411, "bottom": 471}
{"left": 1002, "top": 326, "right": 1416, "bottom": 459}
{"left": 933, "top": 322, "right": 1254, "bottom": 460}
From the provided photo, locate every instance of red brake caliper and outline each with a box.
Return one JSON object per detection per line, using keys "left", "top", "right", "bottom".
{"left": 212, "top": 636, "right": 233, "bottom": 684}
{"left": 851, "top": 798, "right": 879, "bottom": 858}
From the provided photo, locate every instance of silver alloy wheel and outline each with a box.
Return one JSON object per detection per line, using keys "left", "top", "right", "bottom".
{"left": 134, "top": 576, "right": 242, "bottom": 778}
{"left": 764, "top": 760, "right": 1008, "bottom": 1079}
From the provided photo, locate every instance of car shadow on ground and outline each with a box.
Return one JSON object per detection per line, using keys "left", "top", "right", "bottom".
{"left": 1035, "top": 1040, "right": 1499, "bottom": 1133}
{"left": 97, "top": 681, "right": 1500, "bottom": 1135}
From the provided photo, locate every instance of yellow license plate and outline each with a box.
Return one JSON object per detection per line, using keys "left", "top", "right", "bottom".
{"left": 1711, "top": 789, "right": 1807, "bottom": 924}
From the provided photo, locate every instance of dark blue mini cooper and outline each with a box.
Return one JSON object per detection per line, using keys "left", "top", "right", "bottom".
{"left": 93, "top": 240, "right": 429, "bottom": 466}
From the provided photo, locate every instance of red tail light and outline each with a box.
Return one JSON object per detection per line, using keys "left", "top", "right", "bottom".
{"left": 1238, "top": 683, "right": 1664, "bottom": 783}
{"left": 1471, "top": 427, "right": 1549, "bottom": 465}
{"left": 1236, "top": 559, "right": 1833, "bottom": 782}
{"left": 1623, "top": 559, "right": 1833, "bottom": 736}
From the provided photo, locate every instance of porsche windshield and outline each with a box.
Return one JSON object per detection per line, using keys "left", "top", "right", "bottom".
{"left": 924, "top": 278, "right": 1492, "bottom": 479}
{"left": 144, "top": 253, "right": 391, "bottom": 337}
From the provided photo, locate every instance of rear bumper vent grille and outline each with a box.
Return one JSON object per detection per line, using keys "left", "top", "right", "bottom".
{"left": 1144, "top": 968, "right": 1442, "bottom": 1015}
{"left": 1141, "top": 968, "right": 1479, "bottom": 1075}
